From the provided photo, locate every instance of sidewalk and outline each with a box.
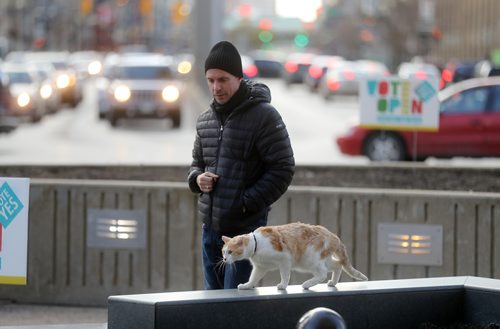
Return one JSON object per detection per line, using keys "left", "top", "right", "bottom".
{"left": 0, "top": 303, "right": 107, "bottom": 329}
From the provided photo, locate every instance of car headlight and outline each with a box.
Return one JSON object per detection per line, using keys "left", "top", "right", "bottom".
{"left": 17, "top": 92, "right": 31, "bottom": 107}
{"left": 56, "top": 73, "right": 71, "bottom": 89}
{"left": 40, "top": 84, "right": 53, "bottom": 99}
{"left": 177, "top": 61, "right": 192, "bottom": 75}
{"left": 114, "top": 85, "right": 131, "bottom": 102}
{"left": 88, "top": 61, "right": 102, "bottom": 75}
{"left": 162, "top": 85, "right": 180, "bottom": 102}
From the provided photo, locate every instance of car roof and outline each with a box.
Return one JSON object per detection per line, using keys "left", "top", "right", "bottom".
{"left": 115, "top": 54, "right": 173, "bottom": 67}
{"left": 439, "top": 76, "right": 500, "bottom": 100}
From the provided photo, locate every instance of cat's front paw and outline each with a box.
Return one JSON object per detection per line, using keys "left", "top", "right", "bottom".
{"left": 327, "top": 280, "right": 338, "bottom": 287}
{"left": 238, "top": 283, "right": 253, "bottom": 290}
{"left": 277, "top": 283, "right": 288, "bottom": 290}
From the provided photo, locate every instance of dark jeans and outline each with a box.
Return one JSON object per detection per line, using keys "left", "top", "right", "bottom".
{"left": 201, "top": 223, "right": 255, "bottom": 290}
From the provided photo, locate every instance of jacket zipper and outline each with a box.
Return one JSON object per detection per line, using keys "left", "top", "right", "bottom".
{"left": 215, "top": 123, "right": 224, "bottom": 172}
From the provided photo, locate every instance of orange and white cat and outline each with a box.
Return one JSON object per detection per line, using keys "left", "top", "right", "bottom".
{"left": 222, "top": 222, "right": 368, "bottom": 290}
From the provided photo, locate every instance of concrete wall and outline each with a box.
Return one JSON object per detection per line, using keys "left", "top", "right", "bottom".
{"left": 0, "top": 179, "right": 499, "bottom": 306}
{"left": 2, "top": 164, "right": 500, "bottom": 192}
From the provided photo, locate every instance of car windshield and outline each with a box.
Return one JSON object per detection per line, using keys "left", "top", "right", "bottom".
{"left": 6, "top": 72, "right": 33, "bottom": 84}
{"left": 116, "top": 65, "right": 173, "bottom": 80}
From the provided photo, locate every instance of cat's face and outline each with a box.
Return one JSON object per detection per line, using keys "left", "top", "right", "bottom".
{"left": 221, "top": 235, "right": 250, "bottom": 263}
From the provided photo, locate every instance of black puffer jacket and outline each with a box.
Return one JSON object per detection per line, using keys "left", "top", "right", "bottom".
{"left": 188, "top": 80, "right": 295, "bottom": 236}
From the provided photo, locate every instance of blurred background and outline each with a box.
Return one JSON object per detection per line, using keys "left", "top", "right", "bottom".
{"left": 1, "top": 0, "right": 497, "bottom": 71}
{"left": 0, "top": 0, "right": 499, "bottom": 165}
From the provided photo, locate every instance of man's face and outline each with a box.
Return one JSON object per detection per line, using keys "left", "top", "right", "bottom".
{"left": 206, "top": 69, "right": 242, "bottom": 104}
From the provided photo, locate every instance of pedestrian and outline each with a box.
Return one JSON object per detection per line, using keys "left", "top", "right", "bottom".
{"left": 188, "top": 40, "right": 295, "bottom": 290}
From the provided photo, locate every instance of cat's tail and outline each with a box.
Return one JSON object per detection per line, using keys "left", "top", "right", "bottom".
{"left": 336, "top": 243, "right": 368, "bottom": 281}
{"left": 342, "top": 263, "right": 368, "bottom": 281}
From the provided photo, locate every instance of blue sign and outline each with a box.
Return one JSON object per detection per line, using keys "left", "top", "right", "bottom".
{"left": 0, "top": 182, "right": 24, "bottom": 229}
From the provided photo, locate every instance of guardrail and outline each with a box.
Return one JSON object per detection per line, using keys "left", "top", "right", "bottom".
{"left": 0, "top": 179, "right": 498, "bottom": 306}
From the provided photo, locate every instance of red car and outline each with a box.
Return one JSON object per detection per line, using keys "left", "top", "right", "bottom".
{"left": 336, "top": 77, "right": 500, "bottom": 161}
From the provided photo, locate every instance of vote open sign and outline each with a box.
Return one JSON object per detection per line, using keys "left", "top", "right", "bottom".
{"left": 359, "top": 76, "right": 440, "bottom": 131}
{"left": 0, "top": 178, "right": 30, "bottom": 285}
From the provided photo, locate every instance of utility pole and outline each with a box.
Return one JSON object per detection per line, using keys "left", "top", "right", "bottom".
{"left": 192, "top": 0, "right": 224, "bottom": 94}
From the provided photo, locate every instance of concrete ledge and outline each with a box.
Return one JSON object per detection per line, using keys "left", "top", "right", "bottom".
{"left": 108, "top": 276, "right": 500, "bottom": 329}
{"left": 2, "top": 164, "right": 500, "bottom": 192}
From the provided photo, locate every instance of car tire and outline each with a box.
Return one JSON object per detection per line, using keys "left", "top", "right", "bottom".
{"left": 31, "top": 113, "right": 42, "bottom": 123}
{"left": 171, "top": 110, "right": 181, "bottom": 128}
{"left": 107, "top": 113, "right": 118, "bottom": 127}
{"left": 363, "top": 131, "right": 406, "bottom": 161}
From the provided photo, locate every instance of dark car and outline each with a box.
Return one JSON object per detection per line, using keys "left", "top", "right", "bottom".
{"left": 282, "top": 52, "right": 315, "bottom": 86}
{"left": 440, "top": 60, "right": 479, "bottom": 89}
{"left": 241, "top": 55, "right": 259, "bottom": 79}
{"left": 249, "top": 50, "right": 284, "bottom": 78}
{"left": 336, "top": 77, "right": 500, "bottom": 161}
{"left": 0, "top": 72, "right": 18, "bottom": 133}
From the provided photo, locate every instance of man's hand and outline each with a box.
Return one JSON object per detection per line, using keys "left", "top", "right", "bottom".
{"left": 197, "top": 172, "right": 219, "bottom": 193}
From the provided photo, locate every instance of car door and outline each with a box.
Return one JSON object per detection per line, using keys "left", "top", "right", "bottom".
{"left": 416, "top": 85, "right": 491, "bottom": 156}
{"left": 484, "top": 85, "right": 500, "bottom": 155}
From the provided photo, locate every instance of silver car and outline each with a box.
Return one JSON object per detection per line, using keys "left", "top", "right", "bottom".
{"left": 1, "top": 63, "right": 46, "bottom": 122}
{"left": 99, "top": 53, "right": 183, "bottom": 128}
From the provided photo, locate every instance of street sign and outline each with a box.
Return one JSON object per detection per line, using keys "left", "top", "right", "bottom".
{"left": 0, "top": 178, "right": 30, "bottom": 285}
{"left": 359, "top": 76, "right": 440, "bottom": 131}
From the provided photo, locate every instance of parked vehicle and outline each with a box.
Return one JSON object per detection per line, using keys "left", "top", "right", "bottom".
{"left": 397, "top": 61, "right": 440, "bottom": 81}
{"left": 0, "top": 72, "right": 18, "bottom": 133}
{"left": 241, "top": 55, "right": 259, "bottom": 79}
{"left": 318, "top": 59, "right": 389, "bottom": 100}
{"left": 336, "top": 77, "right": 500, "bottom": 161}
{"left": 282, "top": 52, "right": 315, "bottom": 86}
{"left": 318, "top": 61, "right": 360, "bottom": 99}
{"left": 248, "top": 50, "right": 284, "bottom": 78}
{"left": 98, "top": 53, "right": 184, "bottom": 128}
{"left": 440, "top": 60, "right": 478, "bottom": 89}
{"left": 304, "top": 55, "right": 344, "bottom": 91}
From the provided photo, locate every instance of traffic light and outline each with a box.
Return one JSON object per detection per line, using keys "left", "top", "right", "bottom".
{"left": 139, "top": 0, "right": 152, "bottom": 16}
{"left": 258, "top": 18, "right": 272, "bottom": 30}
{"left": 294, "top": 34, "right": 309, "bottom": 48}
{"left": 239, "top": 4, "right": 252, "bottom": 19}
{"left": 258, "top": 31, "right": 273, "bottom": 44}
{"left": 172, "top": 1, "right": 191, "bottom": 25}
{"left": 80, "top": 0, "right": 93, "bottom": 15}
{"left": 258, "top": 18, "right": 273, "bottom": 44}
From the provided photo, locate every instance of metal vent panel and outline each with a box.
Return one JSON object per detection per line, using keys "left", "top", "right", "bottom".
{"left": 87, "top": 208, "right": 147, "bottom": 249}
{"left": 377, "top": 223, "right": 443, "bottom": 266}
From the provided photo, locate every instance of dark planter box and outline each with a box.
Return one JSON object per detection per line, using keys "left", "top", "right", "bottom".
{"left": 108, "top": 276, "right": 500, "bottom": 329}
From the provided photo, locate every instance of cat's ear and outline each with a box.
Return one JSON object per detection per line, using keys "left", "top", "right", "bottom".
{"left": 222, "top": 236, "right": 231, "bottom": 243}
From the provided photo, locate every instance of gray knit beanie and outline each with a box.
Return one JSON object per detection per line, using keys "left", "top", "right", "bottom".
{"left": 204, "top": 41, "right": 243, "bottom": 78}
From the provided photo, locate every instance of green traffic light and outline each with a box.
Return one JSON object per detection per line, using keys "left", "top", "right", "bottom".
{"left": 259, "top": 31, "right": 273, "bottom": 43}
{"left": 294, "top": 34, "right": 309, "bottom": 48}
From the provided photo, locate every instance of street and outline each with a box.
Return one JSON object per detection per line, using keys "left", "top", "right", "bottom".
{"left": 0, "top": 78, "right": 367, "bottom": 166}
{"left": 0, "top": 77, "right": 499, "bottom": 167}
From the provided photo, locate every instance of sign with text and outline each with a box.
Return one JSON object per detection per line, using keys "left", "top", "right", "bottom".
{"left": 359, "top": 77, "right": 440, "bottom": 131}
{"left": 0, "top": 178, "right": 30, "bottom": 285}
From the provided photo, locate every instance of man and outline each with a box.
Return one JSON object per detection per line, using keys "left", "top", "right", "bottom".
{"left": 188, "top": 41, "right": 295, "bottom": 289}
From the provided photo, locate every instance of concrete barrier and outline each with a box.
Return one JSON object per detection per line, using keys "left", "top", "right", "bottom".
{"left": 0, "top": 178, "right": 499, "bottom": 306}
{"left": 1, "top": 164, "right": 500, "bottom": 191}
{"left": 107, "top": 276, "right": 500, "bottom": 329}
